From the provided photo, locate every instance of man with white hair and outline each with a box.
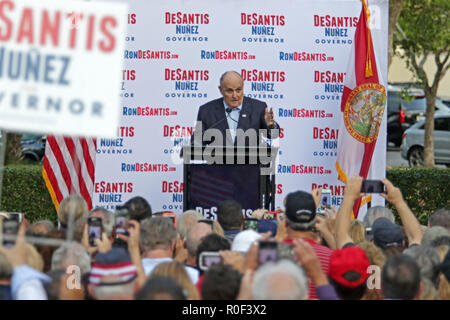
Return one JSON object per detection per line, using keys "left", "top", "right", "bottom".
{"left": 363, "top": 206, "right": 396, "bottom": 228}
{"left": 185, "top": 222, "right": 213, "bottom": 270}
{"left": 51, "top": 241, "right": 91, "bottom": 275}
{"left": 177, "top": 210, "right": 204, "bottom": 241}
{"left": 252, "top": 259, "right": 309, "bottom": 300}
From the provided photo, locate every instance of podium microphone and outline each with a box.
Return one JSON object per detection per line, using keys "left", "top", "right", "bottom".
{"left": 207, "top": 107, "right": 233, "bottom": 129}
{"left": 190, "top": 107, "right": 234, "bottom": 149}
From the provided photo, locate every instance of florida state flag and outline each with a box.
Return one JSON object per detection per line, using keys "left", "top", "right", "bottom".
{"left": 335, "top": 1, "right": 386, "bottom": 218}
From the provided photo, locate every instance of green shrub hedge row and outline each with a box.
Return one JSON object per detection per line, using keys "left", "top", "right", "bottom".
{"left": 0, "top": 165, "right": 57, "bottom": 224}
{"left": 386, "top": 168, "right": 450, "bottom": 225}
{"left": 0, "top": 165, "right": 448, "bottom": 225}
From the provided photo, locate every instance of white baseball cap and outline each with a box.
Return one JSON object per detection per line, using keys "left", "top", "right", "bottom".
{"left": 231, "top": 230, "right": 262, "bottom": 253}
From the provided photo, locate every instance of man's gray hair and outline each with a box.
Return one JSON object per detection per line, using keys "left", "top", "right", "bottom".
{"left": 286, "top": 216, "right": 316, "bottom": 232}
{"left": 428, "top": 208, "right": 450, "bottom": 231}
{"left": 88, "top": 207, "right": 115, "bottom": 237}
{"left": 177, "top": 210, "right": 204, "bottom": 240}
{"left": 363, "top": 206, "right": 395, "bottom": 228}
{"left": 421, "top": 226, "right": 450, "bottom": 247}
{"left": 185, "top": 222, "right": 212, "bottom": 257}
{"left": 403, "top": 245, "right": 441, "bottom": 287}
{"left": 28, "top": 220, "right": 55, "bottom": 234}
{"left": 252, "top": 260, "right": 308, "bottom": 300}
{"left": 219, "top": 71, "right": 243, "bottom": 86}
{"left": 51, "top": 241, "right": 91, "bottom": 275}
{"left": 93, "top": 282, "right": 135, "bottom": 300}
{"left": 140, "top": 217, "right": 177, "bottom": 252}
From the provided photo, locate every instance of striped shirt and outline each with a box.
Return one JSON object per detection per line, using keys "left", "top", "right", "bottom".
{"left": 285, "top": 238, "right": 334, "bottom": 300}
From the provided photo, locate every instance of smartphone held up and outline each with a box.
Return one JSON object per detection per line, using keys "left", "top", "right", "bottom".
{"left": 317, "top": 189, "right": 332, "bottom": 214}
{"left": 198, "top": 251, "right": 223, "bottom": 271}
{"left": 0, "top": 212, "right": 22, "bottom": 247}
{"left": 361, "top": 180, "right": 385, "bottom": 193}
{"left": 88, "top": 217, "right": 103, "bottom": 247}
{"left": 258, "top": 241, "right": 294, "bottom": 266}
{"left": 114, "top": 207, "right": 130, "bottom": 236}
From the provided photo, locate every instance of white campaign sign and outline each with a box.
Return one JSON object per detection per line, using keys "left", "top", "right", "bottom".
{"left": 93, "top": 0, "right": 388, "bottom": 221}
{"left": 0, "top": 0, "right": 127, "bottom": 137}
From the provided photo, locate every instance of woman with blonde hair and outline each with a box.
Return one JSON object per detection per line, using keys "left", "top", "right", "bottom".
{"left": 356, "top": 241, "right": 386, "bottom": 300}
{"left": 150, "top": 261, "right": 199, "bottom": 300}
{"left": 212, "top": 220, "right": 224, "bottom": 237}
{"left": 25, "top": 243, "right": 44, "bottom": 272}
{"left": 436, "top": 246, "right": 450, "bottom": 300}
{"left": 350, "top": 220, "right": 366, "bottom": 244}
{"left": 438, "top": 272, "right": 450, "bottom": 300}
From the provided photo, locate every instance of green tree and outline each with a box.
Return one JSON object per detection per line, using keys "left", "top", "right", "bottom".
{"left": 388, "top": 0, "right": 407, "bottom": 68}
{"left": 395, "top": 0, "right": 450, "bottom": 168}
{"left": 5, "top": 133, "right": 23, "bottom": 165}
{"left": 0, "top": 131, "right": 23, "bottom": 165}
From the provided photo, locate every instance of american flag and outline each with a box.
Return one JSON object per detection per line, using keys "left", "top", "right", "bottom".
{"left": 42, "top": 135, "right": 97, "bottom": 210}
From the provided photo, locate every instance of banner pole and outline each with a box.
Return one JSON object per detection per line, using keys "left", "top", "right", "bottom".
{"left": 0, "top": 130, "right": 7, "bottom": 210}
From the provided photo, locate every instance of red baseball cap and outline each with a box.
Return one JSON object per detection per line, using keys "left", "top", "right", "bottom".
{"left": 328, "top": 247, "right": 370, "bottom": 288}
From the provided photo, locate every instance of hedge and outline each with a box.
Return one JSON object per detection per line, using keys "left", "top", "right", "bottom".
{"left": 386, "top": 168, "right": 450, "bottom": 225}
{"left": 0, "top": 164, "right": 57, "bottom": 224}
{"left": 0, "top": 165, "right": 448, "bottom": 225}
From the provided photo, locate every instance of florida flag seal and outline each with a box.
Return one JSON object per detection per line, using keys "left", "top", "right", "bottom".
{"left": 336, "top": 0, "right": 386, "bottom": 218}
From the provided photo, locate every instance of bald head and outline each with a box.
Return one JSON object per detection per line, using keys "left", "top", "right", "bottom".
{"left": 219, "top": 71, "right": 243, "bottom": 86}
{"left": 219, "top": 71, "right": 244, "bottom": 108}
{"left": 186, "top": 222, "right": 213, "bottom": 257}
{"left": 252, "top": 260, "right": 308, "bottom": 300}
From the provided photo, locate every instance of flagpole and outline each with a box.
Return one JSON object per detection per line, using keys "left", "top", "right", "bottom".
{"left": 0, "top": 130, "right": 7, "bottom": 210}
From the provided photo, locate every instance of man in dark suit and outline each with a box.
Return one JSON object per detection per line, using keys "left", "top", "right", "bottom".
{"left": 192, "top": 71, "right": 280, "bottom": 146}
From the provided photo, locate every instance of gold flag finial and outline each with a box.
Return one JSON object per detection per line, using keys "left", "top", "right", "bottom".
{"left": 361, "top": 0, "right": 373, "bottom": 78}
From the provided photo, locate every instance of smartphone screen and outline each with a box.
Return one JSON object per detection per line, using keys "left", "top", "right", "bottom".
{"left": 115, "top": 215, "right": 129, "bottom": 235}
{"left": 361, "top": 180, "right": 385, "bottom": 193}
{"left": 162, "top": 212, "right": 176, "bottom": 227}
{"left": 263, "top": 212, "right": 277, "bottom": 220}
{"left": 8, "top": 212, "right": 23, "bottom": 223}
{"left": 199, "top": 252, "right": 223, "bottom": 271}
{"left": 2, "top": 218, "right": 19, "bottom": 247}
{"left": 258, "top": 241, "right": 278, "bottom": 265}
{"left": 318, "top": 189, "right": 332, "bottom": 213}
{"left": 88, "top": 217, "right": 103, "bottom": 246}
{"left": 114, "top": 208, "right": 130, "bottom": 236}
{"left": 277, "top": 243, "right": 294, "bottom": 260}
{"left": 166, "top": 216, "right": 175, "bottom": 224}
{"left": 244, "top": 218, "right": 259, "bottom": 231}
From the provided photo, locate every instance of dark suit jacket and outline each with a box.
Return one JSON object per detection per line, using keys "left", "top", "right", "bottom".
{"left": 192, "top": 97, "right": 280, "bottom": 146}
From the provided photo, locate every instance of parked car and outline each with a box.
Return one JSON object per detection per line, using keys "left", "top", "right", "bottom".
{"left": 387, "top": 84, "right": 450, "bottom": 146}
{"left": 0, "top": 133, "right": 46, "bottom": 163}
{"left": 440, "top": 97, "right": 450, "bottom": 108}
{"left": 21, "top": 134, "right": 46, "bottom": 162}
{"left": 400, "top": 114, "right": 450, "bottom": 167}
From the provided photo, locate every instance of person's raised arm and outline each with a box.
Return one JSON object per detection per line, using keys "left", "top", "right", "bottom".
{"left": 118, "top": 220, "right": 147, "bottom": 289}
{"left": 311, "top": 188, "right": 322, "bottom": 209}
{"left": 380, "top": 178, "right": 423, "bottom": 246}
{"left": 335, "top": 176, "right": 364, "bottom": 249}
{"left": 0, "top": 222, "right": 49, "bottom": 300}
{"left": 315, "top": 215, "right": 337, "bottom": 250}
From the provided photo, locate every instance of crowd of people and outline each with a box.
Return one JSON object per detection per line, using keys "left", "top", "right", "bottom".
{"left": 0, "top": 176, "right": 449, "bottom": 300}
